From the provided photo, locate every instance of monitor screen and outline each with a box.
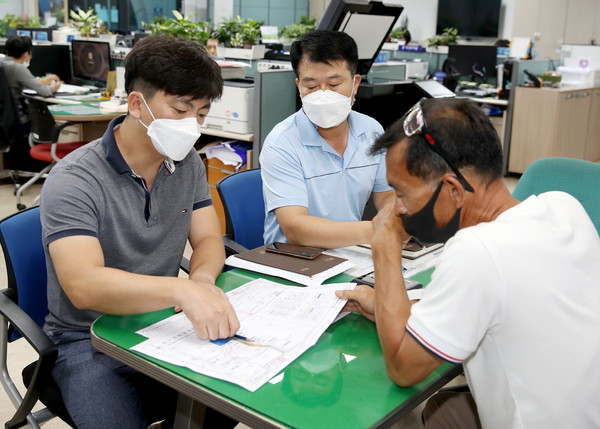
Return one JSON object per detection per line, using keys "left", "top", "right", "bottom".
{"left": 317, "top": 0, "right": 403, "bottom": 75}
{"left": 16, "top": 28, "right": 52, "bottom": 42}
{"left": 260, "top": 26, "right": 279, "bottom": 43}
{"left": 71, "top": 39, "right": 111, "bottom": 83}
{"left": 436, "top": 0, "right": 501, "bottom": 38}
{"left": 29, "top": 44, "right": 72, "bottom": 81}
{"left": 447, "top": 45, "right": 498, "bottom": 84}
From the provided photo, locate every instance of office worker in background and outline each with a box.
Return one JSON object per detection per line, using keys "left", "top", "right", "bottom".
{"left": 0, "top": 35, "right": 60, "bottom": 127}
{"left": 40, "top": 36, "right": 239, "bottom": 429}
{"left": 337, "top": 98, "right": 600, "bottom": 428}
{"left": 260, "top": 30, "right": 394, "bottom": 248}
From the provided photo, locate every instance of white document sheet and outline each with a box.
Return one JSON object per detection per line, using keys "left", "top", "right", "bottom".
{"left": 131, "top": 279, "right": 356, "bottom": 392}
{"left": 225, "top": 255, "right": 354, "bottom": 287}
{"left": 326, "top": 244, "right": 443, "bottom": 279}
{"left": 324, "top": 245, "right": 374, "bottom": 277}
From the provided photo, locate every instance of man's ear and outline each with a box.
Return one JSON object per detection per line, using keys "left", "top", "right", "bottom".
{"left": 127, "top": 91, "right": 143, "bottom": 120}
{"left": 443, "top": 175, "right": 466, "bottom": 209}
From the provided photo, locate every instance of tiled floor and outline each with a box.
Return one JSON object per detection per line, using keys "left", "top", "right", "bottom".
{"left": 0, "top": 176, "right": 519, "bottom": 428}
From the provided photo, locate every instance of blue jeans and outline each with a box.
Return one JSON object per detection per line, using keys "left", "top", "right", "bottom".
{"left": 50, "top": 330, "right": 177, "bottom": 429}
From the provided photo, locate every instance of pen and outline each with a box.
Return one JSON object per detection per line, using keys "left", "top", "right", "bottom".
{"left": 233, "top": 334, "right": 253, "bottom": 342}
{"left": 411, "top": 236, "right": 426, "bottom": 249}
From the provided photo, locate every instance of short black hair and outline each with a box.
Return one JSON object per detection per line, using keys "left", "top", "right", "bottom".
{"left": 6, "top": 36, "right": 33, "bottom": 59}
{"left": 124, "top": 36, "right": 223, "bottom": 101}
{"left": 290, "top": 30, "right": 358, "bottom": 77}
{"left": 372, "top": 98, "right": 503, "bottom": 186}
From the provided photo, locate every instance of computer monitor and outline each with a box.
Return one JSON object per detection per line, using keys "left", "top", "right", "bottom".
{"left": 317, "top": 0, "right": 403, "bottom": 75}
{"left": 71, "top": 39, "right": 112, "bottom": 84}
{"left": 260, "top": 26, "right": 279, "bottom": 43}
{"left": 29, "top": 44, "right": 72, "bottom": 81}
{"left": 436, "top": 0, "right": 501, "bottom": 39}
{"left": 446, "top": 44, "right": 498, "bottom": 84}
{"left": 17, "top": 27, "right": 53, "bottom": 42}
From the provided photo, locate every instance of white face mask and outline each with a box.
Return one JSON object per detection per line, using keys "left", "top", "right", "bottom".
{"left": 301, "top": 77, "right": 355, "bottom": 129}
{"left": 22, "top": 61, "right": 30, "bottom": 68}
{"left": 138, "top": 93, "right": 201, "bottom": 161}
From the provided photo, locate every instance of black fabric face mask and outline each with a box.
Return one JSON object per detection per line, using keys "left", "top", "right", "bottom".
{"left": 401, "top": 181, "right": 461, "bottom": 244}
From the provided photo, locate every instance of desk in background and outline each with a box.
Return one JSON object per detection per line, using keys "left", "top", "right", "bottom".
{"left": 465, "top": 96, "right": 509, "bottom": 151}
{"left": 48, "top": 102, "right": 123, "bottom": 142}
{"left": 91, "top": 269, "right": 461, "bottom": 429}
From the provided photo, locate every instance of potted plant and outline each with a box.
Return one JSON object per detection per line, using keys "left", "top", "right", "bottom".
{"left": 280, "top": 16, "right": 316, "bottom": 43}
{"left": 427, "top": 27, "right": 459, "bottom": 53}
{"left": 69, "top": 8, "right": 116, "bottom": 45}
{"left": 0, "top": 13, "right": 42, "bottom": 37}
{"left": 390, "top": 17, "right": 411, "bottom": 45}
{"left": 69, "top": 8, "right": 99, "bottom": 38}
{"left": 144, "top": 10, "right": 210, "bottom": 46}
{"left": 213, "top": 16, "right": 265, "bottom": 60}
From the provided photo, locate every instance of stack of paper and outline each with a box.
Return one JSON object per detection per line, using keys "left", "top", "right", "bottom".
{"left": 131, "top": 279, "right": 355, "bottom": 392}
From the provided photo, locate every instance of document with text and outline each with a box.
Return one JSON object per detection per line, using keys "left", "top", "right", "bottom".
{"left": 131, "top": 279, "right": 355, "bottom": 392}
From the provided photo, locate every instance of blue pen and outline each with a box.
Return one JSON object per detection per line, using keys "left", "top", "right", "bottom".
{"left": 233, "top": 334, "right": 251, "bottom": 342}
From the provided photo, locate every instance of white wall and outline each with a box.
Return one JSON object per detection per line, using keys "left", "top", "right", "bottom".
{"left": 0, "top": 2, "right": 24, "bottom": 17}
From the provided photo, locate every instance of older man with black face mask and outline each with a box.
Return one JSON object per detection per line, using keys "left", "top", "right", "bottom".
{"left": 337, "top": 97, "right": 600, "bottom": 429}
{"left": 260, "top": 30, "right": 394, "bottom": 249}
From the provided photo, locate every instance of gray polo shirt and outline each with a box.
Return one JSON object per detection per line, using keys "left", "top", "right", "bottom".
{"left": 0, "top": 56, "right": 52, "bottom": 122}
{"left": 41, "top": 115, "right": 212, "bottom": 333}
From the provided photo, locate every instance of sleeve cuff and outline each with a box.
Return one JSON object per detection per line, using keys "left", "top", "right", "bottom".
{"left": 406, "top": 315, "right": 469, "bottom": 364}
{"left": 193, "top": 199, "right": 213, "bottom": 210}
{"left": 46, "top": 228, "right": 98, "bottom": 245}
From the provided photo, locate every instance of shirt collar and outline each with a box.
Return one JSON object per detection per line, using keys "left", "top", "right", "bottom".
{"left": 102, "top": 115, "right": 177, "bottom": 175}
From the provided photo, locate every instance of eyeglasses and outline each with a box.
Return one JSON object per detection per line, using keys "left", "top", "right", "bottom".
{"left": 403, "top": 98, "right": 474, "bottom": 193}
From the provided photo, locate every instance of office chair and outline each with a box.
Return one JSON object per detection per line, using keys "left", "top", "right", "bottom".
{"left": 216, "top": 168, "right": 264, "bottom": 253}
{"left": 15, "top": 96, "right": 87, "bottom": 211}
{"left": 0, "top": 206, "right": 76, "bottom": 429}
{"left": 512, "top": 157, "right": 600, "bottom": 234}
{"left": 0, "top": 66, "right": 41, "bottom": 186}
{"left": 0, "top": 67, "right": 21, "bottom": 153}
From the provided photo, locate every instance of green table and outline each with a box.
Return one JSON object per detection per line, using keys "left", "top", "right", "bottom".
{"left": 48, "top": 102, "right": 122, "bottom": 122}
{"left": 91, "top": 269, "right": 460, "bottom": 429}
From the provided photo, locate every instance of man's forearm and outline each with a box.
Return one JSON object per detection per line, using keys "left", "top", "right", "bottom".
{"left": 188, "top": 234, "right": 225, "bottom": 284}
{"left": 371, "top": 234, "right": 414, "bottom": 379}
{"left": 283, "top": 215, "right": 373, "bottom": 248}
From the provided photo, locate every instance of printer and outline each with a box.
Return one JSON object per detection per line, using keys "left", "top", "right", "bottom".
{"left": 205, "top": 79, "right": 254, "bottom": 134}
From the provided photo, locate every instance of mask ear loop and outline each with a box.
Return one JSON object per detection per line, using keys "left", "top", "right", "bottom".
{"left": 138, "top": 92, "right": 157, "bottom": 129}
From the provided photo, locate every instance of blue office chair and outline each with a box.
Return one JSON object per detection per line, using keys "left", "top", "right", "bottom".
{"left": 0, "top": 206, "right": 76, "bottom": 429}
{"left": 216, "top": 168, "right": 265, "bottom": 253}
{"left": 512, "top": 157, "right": 600, "bottom": 234}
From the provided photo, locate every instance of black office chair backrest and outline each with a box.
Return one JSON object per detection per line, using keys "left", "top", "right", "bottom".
{"left": 0, "top": 66, "right": 23, "bottom": 150}
{"left": 23, "top": 96, "right": 60, "bottom": 144}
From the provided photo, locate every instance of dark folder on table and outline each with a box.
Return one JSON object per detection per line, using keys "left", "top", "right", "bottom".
{"left": 235, "top": 246, "right": 347, "bottom": 277}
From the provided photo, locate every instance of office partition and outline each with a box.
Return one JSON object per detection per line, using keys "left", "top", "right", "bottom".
{"left": 252, "top": 68, "right": 298, "bottom": 168}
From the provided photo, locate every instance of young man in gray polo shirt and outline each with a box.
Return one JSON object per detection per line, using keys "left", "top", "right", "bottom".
{"left": 41, "top": 36, "right": 239, "bottom": 428}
